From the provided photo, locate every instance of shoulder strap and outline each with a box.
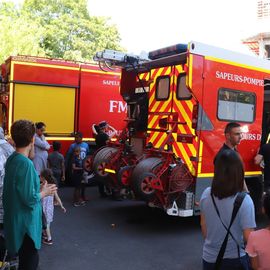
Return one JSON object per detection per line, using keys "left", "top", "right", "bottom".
{"left": 212, "top": 192, "right": 246, "bottom": 270}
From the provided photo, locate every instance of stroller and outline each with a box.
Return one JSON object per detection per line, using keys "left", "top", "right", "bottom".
{"left": 0, "top": 234, "right": 18, "bottom": 270}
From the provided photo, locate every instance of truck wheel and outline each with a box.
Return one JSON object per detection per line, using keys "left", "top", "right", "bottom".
{"left": 133, "top": 172, "right": 157, "bottom": 201}
{"left": 93, "top": 147, "right": 118, "bottom": 178}
{"left": 131, "top": 157, "right": 162, "bottom": 200}
{"left": 117, "top": 165, "right": 133, "bottom": 186}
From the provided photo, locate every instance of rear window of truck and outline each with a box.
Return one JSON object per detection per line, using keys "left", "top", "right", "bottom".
{"left": 156, "top": 76, "right": 170, "bottom": 100}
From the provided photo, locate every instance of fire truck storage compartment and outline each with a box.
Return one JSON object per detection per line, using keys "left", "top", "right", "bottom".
{"left": 13, "top": 83, "right": 75, "bottom": 135}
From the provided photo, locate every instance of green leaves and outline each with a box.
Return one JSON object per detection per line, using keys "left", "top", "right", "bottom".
{"left": 0, "top": 0, "right": 123, "bottom": 63}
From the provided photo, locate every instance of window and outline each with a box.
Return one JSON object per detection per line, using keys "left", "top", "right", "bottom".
{"left": 156, "top": 76, "right": 170, "bottom": 100}
{"left": 217, "top": 88, "right": 255, "bottom": 123}
{"left": 176, "top": 74, "right": 191, "bottom": 100}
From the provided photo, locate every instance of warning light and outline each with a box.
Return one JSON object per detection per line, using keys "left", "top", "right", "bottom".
{"left": 148, "top": 44, "right": 188, "bottom": 60}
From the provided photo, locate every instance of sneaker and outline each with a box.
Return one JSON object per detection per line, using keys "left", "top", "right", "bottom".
{"left": 73, "top": 202, "right": 81, "bottom": 207}
{"left": 43, "top": 239, "right": 53, "bottom": 245}
{"left": 80, "top": 201, "right": 86, "bottom": 206}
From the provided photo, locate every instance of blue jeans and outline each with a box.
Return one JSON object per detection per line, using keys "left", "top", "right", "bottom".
{"left": 203, "top": 254, "right": 250, "bottom": 270}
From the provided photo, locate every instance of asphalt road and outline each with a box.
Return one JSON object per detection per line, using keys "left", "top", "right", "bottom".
{"left": 38, "top": 186, "right": 267, "bottom": 270}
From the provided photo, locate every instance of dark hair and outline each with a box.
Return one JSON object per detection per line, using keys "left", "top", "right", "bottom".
{"left": 74, "top": 131, "right": 83, "bottom": 138}
{"left": 40, "top": 169, "right": 56, "bottom": 184}
{"left": 35, "top": 122, "right": 46, "bottom": 130}
{"left": 11, "top": 120, "right": 35, "bottom": 148}
{"left": 99, "top": 121, "right": 108, "bottom": 129}
{"left": 211, "top": 149, "right": 244, "bottom": 199}
{"left": 224, "top": 122, "right": 241, "bottom": 134}
{"left": 263, "top": 192, "right": 270, "bottom": 220}
{"left": 52, "top": 141, "right": 61, "bottom": 151}
{"left": 94, "top": 124, "right": 100, "bottom": 134}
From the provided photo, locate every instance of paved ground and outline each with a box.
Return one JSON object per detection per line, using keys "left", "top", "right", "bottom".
{"left": 38, "top": 186, "right": 267, "bottom": 270}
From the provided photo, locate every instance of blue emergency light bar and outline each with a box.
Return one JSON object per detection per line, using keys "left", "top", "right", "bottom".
{"left": 148, "top": 44, "right": 188, "bottom": 60}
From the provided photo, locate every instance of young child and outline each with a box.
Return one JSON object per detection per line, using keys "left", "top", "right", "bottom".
{"left": 246, "top": 192, "right": 270, "bottom": 269}
{"left": 40, "top": 169, "right": 66, "bottom": 245}
{"left": 72, "top": 146, "right": 85, "bottom": 206}
{"left": 48, "top": 141, "right": 65, "bottom": 187}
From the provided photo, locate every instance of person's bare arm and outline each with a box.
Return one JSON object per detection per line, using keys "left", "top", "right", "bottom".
{"left": 54, "top": 191, "right": 66, "bottom": 212}
{"left": 29, "top": 142, "right": 35, "bottom": 160}
{"left": 108, "top": 125, "right": 117, "bottom": 138}
{"left": 200, "top": 214, "right": 207, "bottom": 239}
{"left": 254, "top": 154, "right": 263, "bottom": 165}
{"left": 249, "top": 256, "right": 259, "bottom": 270}
{"left": 243, "top": 228, "right": 254, "bottom": 243}
{"left": 92, "top": 124, "right": 98, "bottom": 135}
{"left": 61, "top": 160, "right": 65, "bottom": 181}
{"left": 243, "top": 180, "right": 249, "bottom": 193}
{"left": 40, "top": 181, "right": 57, "bottom": 199}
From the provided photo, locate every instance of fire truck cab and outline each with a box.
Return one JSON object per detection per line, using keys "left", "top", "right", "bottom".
{"left": 93, "top": 41, "right": 270, "bottom": 217}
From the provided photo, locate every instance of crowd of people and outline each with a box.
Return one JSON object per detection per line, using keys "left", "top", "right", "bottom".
{"left": 0, "top": 119, "right": 270, "bottom": 269}
{"left": 0, "top": 119, "right": 122, "bottom": 270}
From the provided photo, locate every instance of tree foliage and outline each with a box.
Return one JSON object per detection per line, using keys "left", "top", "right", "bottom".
{"left": 0, "top": 1, "right": 46, "bottom": 63}
{"left": 0, "top": 0, "right": 123, "bottom": 63}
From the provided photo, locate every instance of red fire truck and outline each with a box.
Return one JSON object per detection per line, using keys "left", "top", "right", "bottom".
{"left": 92, "top": 41, "right": 270, "bottom": 216}
{"left": 0, "top": 55, "right": 126, "bottom": 153}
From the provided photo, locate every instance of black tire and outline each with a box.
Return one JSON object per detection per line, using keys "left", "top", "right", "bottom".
{"left": 93, "top": 147, "right": 116, "bottom": 168}
{"left": 131, "top": 157, "right": 162, "bottom": 200}
{"left": 117, "top": 165, "right": 133, "bottom": 186}
{"left": 93, "top": 147, "right": 118, "bottom": 178}
{"left": 132, "top": 157, "right": 162, "bottom": 181}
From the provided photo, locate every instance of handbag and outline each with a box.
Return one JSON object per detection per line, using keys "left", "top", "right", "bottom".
{"left": 211, "top": 192, "right": 246, "bottom": 270}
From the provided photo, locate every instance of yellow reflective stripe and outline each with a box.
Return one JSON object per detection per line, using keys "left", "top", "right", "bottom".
{"left": 188, "top": 54, "right": 193, "bottom": 88}
{"left": 8, "top": 62, "right": 14, "bottom": 131}
{"left": 185, "top": 100, "right": 193, "bottom": 112}
{"left": 245, "top": 171, "right": 262, "bottom": 176}
{"left": 148, "top": 115, "right": 159, "bottom": 129}
{"left": 104, "top": 168, "right": 116, "bottom": 174}
{"left": 198, "top": 171, "right": 262, "bottom": 178}
{"left": 197, "top": 173, "right": 214, "bottom": 178}
{"left": 148, "top": 130, "right": 160, "bottom": 144}
{"left": 176, "top": 142, "right": 195, "bottom": 174}
{"left": 205, "top": 56, "right": 270, "bottom": 73}
{"left": 46, "top": 137, "right": 96, "bottom": 141}
{"left": 197, "top": 140, "right": 203, "bottom": 174}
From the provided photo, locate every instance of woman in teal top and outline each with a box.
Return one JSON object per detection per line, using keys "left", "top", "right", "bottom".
{"left": 3, "top": 120, "right": 57, "bottom": 270}
{"left": 3, "top": 152, "right": 42, "bottom": 253}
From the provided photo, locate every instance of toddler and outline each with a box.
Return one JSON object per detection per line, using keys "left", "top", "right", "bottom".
{"left": 72, "top": 146, "right": 85, "bottom": 206}
{"left": 40, "top": 169, "right": 66, "bottom": 245}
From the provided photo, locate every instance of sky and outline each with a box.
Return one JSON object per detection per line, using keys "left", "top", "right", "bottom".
{"left": 11, "top": 0, "right": 264, "bottom": 56}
